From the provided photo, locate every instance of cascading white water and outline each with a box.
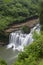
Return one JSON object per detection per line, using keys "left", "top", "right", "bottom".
{"left": 7, "top": 24, "right": 40, "bottom": 51}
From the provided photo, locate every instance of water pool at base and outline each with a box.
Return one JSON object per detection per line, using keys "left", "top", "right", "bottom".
{"left": 0, "top": 46, "right": 19, "bottom": 65}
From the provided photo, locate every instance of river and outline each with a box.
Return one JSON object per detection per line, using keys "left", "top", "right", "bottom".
{"left": 0, "top": 46, "right": 19, "bottom": 65}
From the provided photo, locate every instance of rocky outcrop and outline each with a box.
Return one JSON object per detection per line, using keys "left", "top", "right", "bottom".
{"left": 5, "top": 18, "right": 39, "bottom": 34}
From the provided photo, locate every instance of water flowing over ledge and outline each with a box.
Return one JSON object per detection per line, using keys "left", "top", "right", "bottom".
{"left": 7, "top": 24, "right": 40, "bottom": 51}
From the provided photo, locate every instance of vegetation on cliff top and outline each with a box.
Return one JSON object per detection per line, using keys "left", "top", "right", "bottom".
{"left": 0, "top": 0, "right": 39, "bottom": 42}
{"left": 0, "top": 0, "right": 39, "bottom": 31}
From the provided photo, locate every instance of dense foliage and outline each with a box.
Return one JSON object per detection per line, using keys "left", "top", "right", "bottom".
{"left": 0, "top": 0, "right": 39, "bottom": 31}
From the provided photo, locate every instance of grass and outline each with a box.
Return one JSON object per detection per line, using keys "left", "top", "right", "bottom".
{"left": 39, "top": 59, "right": 43, "bottom": 65}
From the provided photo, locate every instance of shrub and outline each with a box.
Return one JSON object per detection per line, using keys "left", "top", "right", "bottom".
{"left": 21, "top": 25, "right": 30, "bottom": 34}
{"left": 0, "top": 59, "right": 7, "bottom": 65}
{"left": 33, "top": 31, "right": 40, "bottom": 40}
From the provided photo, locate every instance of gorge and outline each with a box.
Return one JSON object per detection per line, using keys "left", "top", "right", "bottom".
{"left": 0, "top": 23, "right": 40, "bottom": 65}
{"left": 0, "top": 13, "right": 40, "bottom": 65}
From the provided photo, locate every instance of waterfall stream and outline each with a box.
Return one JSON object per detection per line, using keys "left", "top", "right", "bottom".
{"left": 7, "top": 24, "right": 40, "bottom": 51}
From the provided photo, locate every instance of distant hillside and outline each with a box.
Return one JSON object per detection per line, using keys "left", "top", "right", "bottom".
{"left": 0, "top": 0, "right": 39, "bottom": 30}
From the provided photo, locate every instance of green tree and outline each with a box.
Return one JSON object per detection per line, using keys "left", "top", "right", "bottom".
{"left": 39, "top": 0, "right": 43, "bottom": 30}
{"left": 21, "top": 25, "right": 30, "bottom": 34}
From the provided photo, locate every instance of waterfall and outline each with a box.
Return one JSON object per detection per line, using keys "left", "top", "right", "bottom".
{"left": 7, "top": 24, "right": 40, "bottom": 51}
